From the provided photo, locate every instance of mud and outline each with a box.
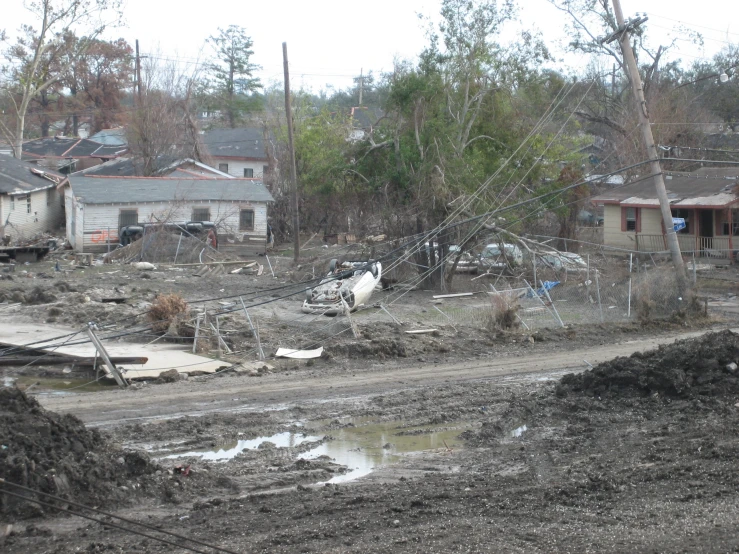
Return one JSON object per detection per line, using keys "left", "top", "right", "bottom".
{"left": 0, "top": 388, "right": 157, "bottom": 519}
{"left": 2, "top": 258, "right": 739, "bottom": 551}
{"left": 556, "top": 329, "right": 739, "bottom": 398}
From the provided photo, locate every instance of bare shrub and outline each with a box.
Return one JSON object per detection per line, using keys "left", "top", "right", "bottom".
{"left": 148, "top": 294, "right": 189, "bottom": 334}
{"left": 487, "top": 293, "right": 520, "bottom": 332}
{"left": 631, "top": 267, "right": 701, "bottom": 323}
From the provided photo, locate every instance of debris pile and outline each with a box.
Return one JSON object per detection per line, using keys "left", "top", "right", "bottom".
{"left": 105, "top": 231, "right": 228, "bottom": 265}
{"left": 0, "top": 388, "right": 158, "bottom": 519}
{"left": 556, "top": 330, "right": 739, "bottom": 398}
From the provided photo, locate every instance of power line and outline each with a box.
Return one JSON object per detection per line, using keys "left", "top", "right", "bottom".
{"left": 0, "top": 479, "right": 238, "bottom": 554}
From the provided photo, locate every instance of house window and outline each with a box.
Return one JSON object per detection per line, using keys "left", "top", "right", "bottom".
{"left": 621, "top": 206, "right": 642, "bottom": 232}
{"left": 191, "top": 208, "right": 210, "bottom": 222}
{"left": 239, "top": 209, "right": 254, "bottom": 231}
{"left": 262, "top": 165, "right": 269, "bottom": 176}
{"left": 10, "top": 197, "right": 14, "bottom": 211}
{"left": 625, "top": 207, "right": 637, "bottom": 231}
{"left": 119, "top": 209, "right": 138, "bottom": 228}
{"left": 243, "top": 168, "right": 254, "bottom": 178}
{"left": 218, "top": 163, "right": 228, "bottom": 173}
{"left": 671, "top": 208, "right": 691, "bottom": 234}
{"left": 46, "top": 189, "right": 53, "bottom": 206}
{"left": 26, "top": 194, "right": 31, "bottom": 214}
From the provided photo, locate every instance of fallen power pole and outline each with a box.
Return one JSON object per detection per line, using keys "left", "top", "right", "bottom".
{"left": 282, "top": 42, "right": 300, "bottom": 262}
{"left": 607, "top": 0, "right": 689, "bottom": 295}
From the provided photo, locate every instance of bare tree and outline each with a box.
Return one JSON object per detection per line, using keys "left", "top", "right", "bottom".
{"left": 126, "top": 53, "right": 212, "bottom": 176}
{"left": 0, "top": 0, "right": 123, "bottom": 158}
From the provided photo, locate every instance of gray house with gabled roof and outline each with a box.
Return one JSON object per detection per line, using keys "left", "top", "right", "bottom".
{"left": 0, "top": 156, "right": 66, "bottom": 243}
{"left": 202, "top": 127, "right": 272, "bottom": 180}
{"left": 63, "top": 175, "right": 274, "bottom": 254}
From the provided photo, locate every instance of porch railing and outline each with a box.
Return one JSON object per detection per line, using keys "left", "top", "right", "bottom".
{"left": 635, "top": 234, "right": 732, "bottom": 258}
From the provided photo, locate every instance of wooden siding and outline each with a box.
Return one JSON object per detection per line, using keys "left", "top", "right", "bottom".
{"left": 212, "top": 158, "right": 268, "bottom": 178}
{"left": 0, "top": 187, "right": 64, "bottom": 241}
{"left": 603, "top": 205, "right": 663, "bottom": 250}
{"left": 74, "top": 199, "right": 269, "bottom": 253}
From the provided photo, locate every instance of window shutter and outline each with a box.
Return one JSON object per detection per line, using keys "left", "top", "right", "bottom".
{"left": 621, "top": 207, "right": 627, "bottom": 232}
{"left": 636, "top": 208, "right": 641, "bottom": 233}
{"left": 716, "top": 211, "right": 722, "bottom": 236}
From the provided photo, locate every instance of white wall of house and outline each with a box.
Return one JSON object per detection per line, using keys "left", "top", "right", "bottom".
{"left": 68, "top": 197, "right": 269, "bottom": 253}
{"left": 212, "top": 158, "right": 269, "bottom": 179}
{"left": 0, "top": 187, "right": 64, "bottom": 241}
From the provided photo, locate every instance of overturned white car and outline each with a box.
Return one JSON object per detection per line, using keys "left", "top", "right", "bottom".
{"left": 302, "top": 259, "right": 382, "bottom": 315}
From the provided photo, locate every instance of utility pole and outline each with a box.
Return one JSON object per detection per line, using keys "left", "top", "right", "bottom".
{"left": 135, "top": 39, "right": 142, "bottom": 105}
{"left": 608, "top": 0, "right": 689, "bottom": 295}
{"left": 357, "top": 68, "right": 364, "bottom": 106}
{"left": 283, "top": 42, "right": 300, "bottom": 262}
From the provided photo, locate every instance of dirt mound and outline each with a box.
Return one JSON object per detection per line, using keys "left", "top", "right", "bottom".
{"left": 106, "top": 230, "right": 228, "bottom": 264}
{"left": 0, "top": 388, "right": 158, "bottom": 519}
{"left": 0, "top": 286, "right": 57, "bottom": 305}
{"left": 557, "top": 330, "right": 739, "bottom": 398}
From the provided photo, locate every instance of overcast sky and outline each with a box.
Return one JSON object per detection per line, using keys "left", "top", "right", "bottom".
{"left": 3, "top": 0, "right": 739, "bottom": 91}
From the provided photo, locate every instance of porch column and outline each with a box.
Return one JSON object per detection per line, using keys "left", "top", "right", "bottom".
{"left": 730, "top": 207, "right": 734, "bottom": 264}
{"left": 695, "top": 209, "right": 699, "bottom": 256}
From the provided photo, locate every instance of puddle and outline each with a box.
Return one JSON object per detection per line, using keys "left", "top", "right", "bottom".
{"left": 158, "top": 419, "right": 470, "bottom": 483}
{"left": 301, "top": 420, "right": 467, "bottom": 484}
{"left": 161, "top": 431, "right": 321, "bottom": 461}
{"left": 510, "top": 424, "right": 527, "bottom": 438}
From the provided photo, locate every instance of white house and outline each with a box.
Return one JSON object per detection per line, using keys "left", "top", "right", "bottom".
{"left": 0, "top": 156, "right": 66, "bottom": 243}
{"left": 63, "top": 175, "right": 274, "bottom": 254}
{"left": 202, "top": 127, "right": 272, "bottom": 179}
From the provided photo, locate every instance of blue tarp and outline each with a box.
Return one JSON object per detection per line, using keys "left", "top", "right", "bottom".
{"left": 527, "top": 280, "right": 560, "bottom": 298}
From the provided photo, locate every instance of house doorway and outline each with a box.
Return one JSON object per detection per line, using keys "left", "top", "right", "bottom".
{"left": 699, "top": 209, "right": 714, "bottom": 253}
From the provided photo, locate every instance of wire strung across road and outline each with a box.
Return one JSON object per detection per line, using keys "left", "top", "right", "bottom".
{"left": 0, "top": 478, "right": 240, "bottom": 554}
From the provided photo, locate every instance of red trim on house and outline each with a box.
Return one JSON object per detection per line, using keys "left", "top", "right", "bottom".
{"left": 61, "top": 139, "right": 83, "bottom": 157}
{"left": 621, "top": 207, "right": 627, "bottom": 232}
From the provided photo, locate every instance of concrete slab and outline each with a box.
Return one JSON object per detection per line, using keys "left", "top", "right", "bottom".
{"left": 0, "top": 323, "right": 230, "bottom": 379}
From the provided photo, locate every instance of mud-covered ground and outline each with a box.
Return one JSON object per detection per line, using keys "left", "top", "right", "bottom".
{"left": 3, "top": 330, "right": 739, "bottom": 552}
{"left": 2, "top": 254, "right": 739, "bottom": 552}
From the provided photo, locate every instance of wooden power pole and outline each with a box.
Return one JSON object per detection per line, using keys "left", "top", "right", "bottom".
{"left": 609, "top": 0, "right": 689, "bottom": 295}
{"left": 135, "top": 39, "right": 143, "bottom": 104}
{"left": 282, "top": 42, "right": 300, "bottom": 262}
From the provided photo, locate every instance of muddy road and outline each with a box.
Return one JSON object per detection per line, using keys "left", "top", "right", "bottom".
{"left": 5, "top": 329, "right": 739, "bottom": 553}
{"left": 37, "top": 327, "right": 730, "bottom": 425}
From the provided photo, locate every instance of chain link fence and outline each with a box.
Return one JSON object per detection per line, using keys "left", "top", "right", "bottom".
{"left": 360, "top": 264, "right": 685, "bottom": 332}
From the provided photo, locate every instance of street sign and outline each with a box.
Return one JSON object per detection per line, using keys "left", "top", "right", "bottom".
{"left": 672, "top": 217, "right": 686, "bottom": 232}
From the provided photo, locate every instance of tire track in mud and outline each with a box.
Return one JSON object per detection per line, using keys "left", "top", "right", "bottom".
{"left": 38, "top": 327, "right": 737, "bottom": 426}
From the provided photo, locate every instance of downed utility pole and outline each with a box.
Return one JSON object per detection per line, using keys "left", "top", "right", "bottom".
{"left": 606, "top": 1, "right": 689, "bottom": 296}
{"left": 86, "top": 325, "right": 127, "bottom": 387}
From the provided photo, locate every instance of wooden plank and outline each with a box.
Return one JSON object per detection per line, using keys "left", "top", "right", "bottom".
{"left": 0, "top": 356, "right": 148, "bottom": 367}
{"left": 432, "top": 292, "right": 474, "bottom": 299}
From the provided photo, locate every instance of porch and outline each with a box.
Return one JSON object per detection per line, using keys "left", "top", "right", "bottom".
{"left": 635, "top": 234, "right": 734, "bottom": 259}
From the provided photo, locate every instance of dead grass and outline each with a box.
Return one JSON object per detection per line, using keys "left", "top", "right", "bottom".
{"left": 487, "top": 294, "right": 520, "bottom": 332}
{"left": 148, "top": 293, "right": 190, "bottom": 334}
{"left": 633, "top": 267, "right": 703, "bottom": 323}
